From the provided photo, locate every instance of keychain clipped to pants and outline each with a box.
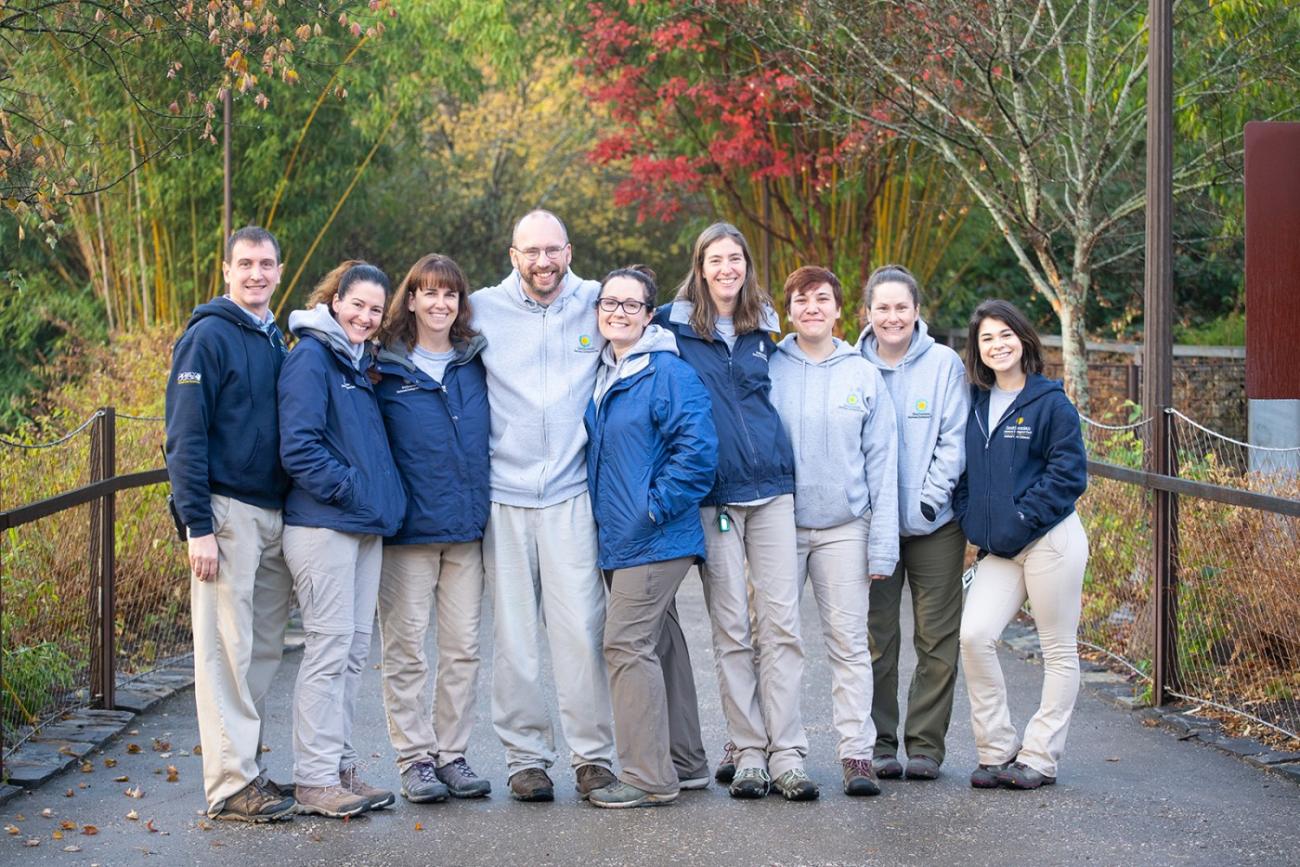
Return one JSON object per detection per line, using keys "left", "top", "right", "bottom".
{"left": 717, "top": 510, "right": 733, "bottom": 533}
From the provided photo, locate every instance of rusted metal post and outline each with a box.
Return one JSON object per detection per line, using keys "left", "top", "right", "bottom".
{"left": 1144, "top": 0, "right": 1177, "bottom": 705}
{"left": 87, "top": 408, "right": 117, "bottom": 710}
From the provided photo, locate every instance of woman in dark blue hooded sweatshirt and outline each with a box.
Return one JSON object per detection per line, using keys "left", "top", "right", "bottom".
{"left": 279, "top": 261, "right": 406, "bottom": 818}
{"left": 954, "top": 299, "right": 1089, "bottom": 792}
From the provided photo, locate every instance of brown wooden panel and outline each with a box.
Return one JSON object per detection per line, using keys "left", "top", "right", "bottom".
{"left": 1245, "top": 122, "right": 1300, "bottom": 399}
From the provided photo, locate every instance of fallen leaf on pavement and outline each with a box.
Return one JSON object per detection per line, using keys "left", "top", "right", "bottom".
{"left": 126, "top": 810, "right": 139, "bottom": 821}
{"left": 113, "top": 775, "right": 129, "bottom": 783}
{"left": 145, "top": 819, "right": 160, "bottom": 833}
{"left": 65, "top": 789, "right": 75, "bottom": 798}
{"left": 60, "top": 821, "right": 76, "bottom": 830}
{"left": 414, "top": 822, "right": 424, "bottom": 831}
{"left": 127, "top": 744, "right": 142, "bottom": 754}
{"left": 40, "top": 808, "right": 53, "bottom": 818}
{"left": 166, "top": 766, "right": 179, "bottom": 783}
{"left": 4, "top": 825, "right": 19, "bottom": 836}
{"left": 23, "top": 838, "right": 40, "bottom": 847}
{"left": 81, "top": 825, "right": 99, "bottom": 835}
{"left": 80, "top": 762, "right": 94, "bottom": 773}
{"left": 63, "top": 845, "right": 82, "bottom": 852}
{"left": 52, "top": 830, "right": 63, "bottom": 840}
{"left": 125, "top": 785, "right": 144, "bottom": 799}
{"left": 104, "top": 758, "right": 117, "bottom": 768}
{"left": 152, "top": 739, "right": 170, "bottom": 752}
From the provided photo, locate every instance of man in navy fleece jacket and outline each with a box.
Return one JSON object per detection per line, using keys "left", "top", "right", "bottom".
{"left": 164, "top": 226, "right": 296, "bottom": 823}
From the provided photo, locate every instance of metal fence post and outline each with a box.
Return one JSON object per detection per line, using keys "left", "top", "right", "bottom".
{"left": 87, "top": 407, "right": 117, "bottom": 710}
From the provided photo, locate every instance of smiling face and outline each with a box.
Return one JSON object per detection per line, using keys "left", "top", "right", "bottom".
{"left": 509, "top": 213, "right": 571, "bottom": 303}
{"left": 331, "top": 280, "right": 387, "bottom": 345}
{"left": 223, "top": 239, "right": 282, "bottom": 317}
{"left": 869, "top": 280, "right": 918, "bottom": 355}
{"left": 977, "top": 316, "right": 1025, "bottom": 380}
{"left": 408, "top": 282, "right": 459, "bottom": 346}
{"left": 789, "top": 281, "right": 840, "bottom": 344}
{"left": 701, "top": 237, "right": 747, "bottom": 314}
{"left": 597, "top": 275, "right": 652, "bottom": 355}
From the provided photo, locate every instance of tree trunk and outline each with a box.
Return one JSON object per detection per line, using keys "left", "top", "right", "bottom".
{"left": 1057, "top": 298, "right": 1091, "bottom": 417}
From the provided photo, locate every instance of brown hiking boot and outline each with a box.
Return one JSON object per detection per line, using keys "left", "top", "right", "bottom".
{"left": 294, "top": 783, "right": 370, "bottom": 818}
{"left": 575, "top": 764, "right": 617, "bottom": 799}
{"left": 214, "top": 777, "right": 295, "bottom": 823}
{"left": 509, "top": 767, "right": 555, "bottom": 802}
{"left": 341, "top": 765, "right": 396, "bottom": 810}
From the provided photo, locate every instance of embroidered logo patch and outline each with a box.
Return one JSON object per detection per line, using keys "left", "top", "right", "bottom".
{"left": 175, "top": 371, "right": 202, "bottom": 385}
{"left": 1003, "top": 421, "right": 1032, "bottom": 440}
{"left": 840, "top": 392, "right": 865, "bottom": 412}
{"left": 752, "top": 344, "right": 768, "bottom": 363}
{"left": 576, "top": 334, "right": 597, "bottom": 353}
{"left": 908, "top": 397, "right": 932, "bottom": 419}
{"left": 396, "top": 383, "right": 421, "bottom": 395}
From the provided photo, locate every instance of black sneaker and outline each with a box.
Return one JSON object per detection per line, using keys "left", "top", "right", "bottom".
{"left": 997, "top": 761, "right": 1056, "bottom": 790}
{"left": 509, "top": 767, "right": 555, "bottom": 802}
{"left": 714, "top": 741, "right": 738, "bottom": 784}
{"left": 841, "top": 758, "right": 881, "bottom": 796}
{"left": 874, "top": 753, "right": 903, "bottom": 779}
{"left": 970, "top": 762, "right": 1011, "bottom": 789}
{"left": 436, "top": 757, "right": 492, "bottom": 798}
{"left": 215, "top": 778, "right": 295, "bottom": 823}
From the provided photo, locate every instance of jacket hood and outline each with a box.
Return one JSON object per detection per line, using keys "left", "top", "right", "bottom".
{"left": 289, "top": 303, "right": 363, "bottom": 362}
{"left": 775, "top": 333, "right": 858, "bottom": 365}
{"left": 668, "top": 299, "right": 781, "bottom": 335}
{"left": 857, "top": 317, "right": 937, "bottom": 367}
{"left": 972, "top": 372, "right": 1066, "bottom": 418}
{"left": 376, "top": 333, "right": 487, "bottom": 374}
{"left": 488, "top": 269, "right": 591, "bottom": 313}
{"left": 186, "top": 296, "right": 270, "bottom": 333}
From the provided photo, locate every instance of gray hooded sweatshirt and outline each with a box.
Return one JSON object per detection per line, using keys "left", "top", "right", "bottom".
{"left": 593, "top": 324, "right": 680, "bottom": 408}
{"left": 770, "top": 335, "right": 900, "bottom": 576}
{"left": 856, "top": 317, "right": 968, "bottom": 537}
{"left": 288, "top": 303, "right": 366, "bottom": 367}
{"left": 471, "top": 269, "right": 604, "bottom": 507}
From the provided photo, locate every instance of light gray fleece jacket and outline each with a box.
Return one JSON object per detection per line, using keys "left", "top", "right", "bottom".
{"left": 770, "top": 335, "right": 900, "bottom": 575}
{"left": 856, "top": 317, "right": 968, "bottom": 537}
{"left": 288, "top": 303, "right": 366, "bottom": 367}
{"left": 470, "top": 269, "right": 604, "bottom": 507}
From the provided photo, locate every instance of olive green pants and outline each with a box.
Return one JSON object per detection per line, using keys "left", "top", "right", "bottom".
{"left": 867, "top": 519, "right": 966, "bottom": 765}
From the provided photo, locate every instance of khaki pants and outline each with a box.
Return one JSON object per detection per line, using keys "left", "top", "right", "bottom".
{"left": 377, "top": 541, "right": 484, "bottom": 771}
{"left": 960, "top": 511, "right": 1089, "bottom": 777}
{"left": 191, "top": 496, "right": 294, "bottom": 815}
{"left": 603, "top": 557, "right": 702, "bottom": 794}
{"left": 484, "top": 493, "right": 614, "bottom": 771}
{"left": 796, "top": 516, "right": 876, "bottom": 761}
{"left": 699, "top": 495, "right": 808, "bottom": 777}
{"left": 868, "top": 519, "right": 966, "bottom": 764}
{"left": 283, "top": 526, "right": 383, "bottom": 787}
{"left": 659, "top": 599, "right": 708, "bottom": 782}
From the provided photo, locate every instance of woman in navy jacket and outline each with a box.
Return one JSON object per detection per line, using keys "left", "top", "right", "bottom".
{"left": 954, "top": 299, "right": 1089, "bottom": 791}
{"left": 279, "top": 261, "right": 406, "bottom": 818}
{"left": 372, "top": 254, "right": 493, "bottom": 803}
{"left": 583, "top": 265, "right": 717, "bottom": 808}
{"left": 654, "top": 223, "right": 814, "bottom": 801}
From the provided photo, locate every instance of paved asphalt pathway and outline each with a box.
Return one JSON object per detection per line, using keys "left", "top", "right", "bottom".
{"left": 2, "top": 577, "right": 1297, "bottom": 866}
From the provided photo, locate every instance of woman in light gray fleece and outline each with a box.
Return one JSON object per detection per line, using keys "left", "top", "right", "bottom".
{"left": 855, "top": 264, "right": 969, "bottom": 781}
{"left": 770, "top": 266, "right": 899, "bottom": 798}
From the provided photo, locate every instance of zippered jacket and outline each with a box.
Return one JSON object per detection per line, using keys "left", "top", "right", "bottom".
{"left": 653, "top": 301, "right": 794, "bottom": 506}
{"left": 165, "top": 297, "right": 289, "bottom": 536}
{"left": 770, "top": 335, "right": 901, "bottom": 575}
{"left": 278, "top": 305, "right": 406, "bottom": 536}
{"left": 857, "top": 318, "right": 968, "bottom": 537}
{"left": 471, "top": 270, "right": 604, "bottom": 507}
{"left": 584, "top": 326, "right": 718, "bottom": 570}
{"left": 374, "top": 337, "right": 491, "bottom": 545}
{"left": 955, "top": 373, "right": 1087, "bottom": 558}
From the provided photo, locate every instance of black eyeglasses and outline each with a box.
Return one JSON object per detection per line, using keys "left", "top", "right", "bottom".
{"left": 596, "top": 297, "right": 649, "bottom": 315}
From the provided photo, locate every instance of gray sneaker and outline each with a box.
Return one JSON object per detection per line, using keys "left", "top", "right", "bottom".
{"left": 588, "top": 781, "right": 678, "bottom": 809}
{"left": 435, "top": 757, "right": 492, "bottom": 798}
{"left": 772, "top": 767, "right": 820, "bottom": 801}
{"left": 340, "top": 765, "right": 395, "bottom": 810}
{"left": 401, "top": 760, "right": 451, "bottom": 803}
{"left": 294, "top": 783, "right": 369, "bottom": 818}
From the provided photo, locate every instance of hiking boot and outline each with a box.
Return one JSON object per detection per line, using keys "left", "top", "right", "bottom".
{"left": 970, "top": 762, "right": 1011, "bottom": 789}
{"left": 575, "top": 763, "right": 617, "bottom": 799}
{"left": 588, "top": 781, "right": 678, "bottom": 809}
{"left": 509, "top": 768, "right": 555, "bottom": 802}
{"left": 714, "top": 741, "right": 738, "bottom": 784}
{"left": 997, "top": 761, "right": 1056, "bottom": 790}
{"left": 340, "top": 765, "right": 395, "bottom": 810}
{"left": 874, "top": 753, "right": 903, "bottom": 779}
{"left": 728, "top": 767, "right": 771, "bottom": 799}
{"left": 401, "top": 760, "right": 451, "bottom": 803}
{"left": 294, "top": 783, "right": 369, "bottom": 818}
{"left": 841, "top": 758, "right": 881, "bottom": 797}
{"left": 255, "top": 775, "right": 292, "bottom": 798}
{"left": 772, "top": 767, "right": 820, "bottom": 801}
{"left": 436, "top": 757, "right": 491, "bottom": 798}
{"left": 214, "top": 777, "right": 295, "bottom": 823}
{"left": 905, "top": 755, "right": 941, "bottom": 780}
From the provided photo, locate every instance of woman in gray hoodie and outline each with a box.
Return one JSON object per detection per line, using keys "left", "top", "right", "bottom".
{"left": 856, "top": 265, "right": 969, "bottom": 781}
{"left": 770, "top": 267, "right": 899, "bottom": 797}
